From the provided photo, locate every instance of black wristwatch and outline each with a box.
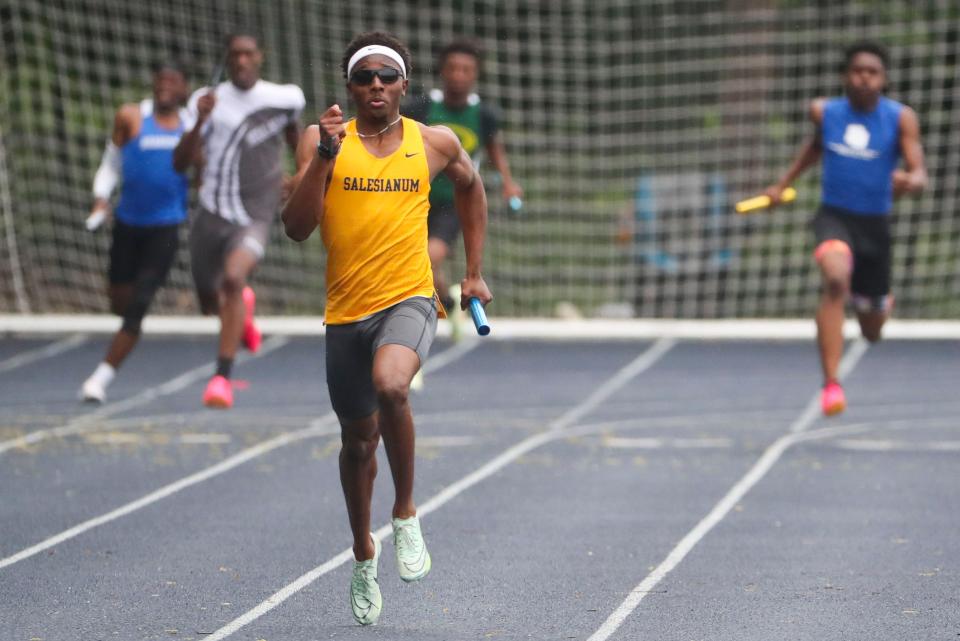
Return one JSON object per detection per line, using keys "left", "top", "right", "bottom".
{"left": 317, "top": 137, "right": 339, "bottom": 159}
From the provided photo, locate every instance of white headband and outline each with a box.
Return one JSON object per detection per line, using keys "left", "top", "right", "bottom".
{"left": 347, "top": 45, "right": 407, "bottom": 79}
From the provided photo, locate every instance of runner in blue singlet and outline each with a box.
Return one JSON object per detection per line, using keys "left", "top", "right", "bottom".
{"left": 79, "top": 63, "right": 191, "bottom": 403}
{"left": 762, "top": 42, "right": 927, "bottom": 416}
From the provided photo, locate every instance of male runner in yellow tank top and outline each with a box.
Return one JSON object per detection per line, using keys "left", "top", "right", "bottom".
{"left": 282, "top": 31, "right": 492, "bottom": 626}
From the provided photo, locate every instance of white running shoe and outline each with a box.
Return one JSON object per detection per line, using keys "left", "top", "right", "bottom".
{"left": 350, "top": 534, "right": 382, "bottom": 626}
{"left": 79, "top": 376, "right": 106, "bottom": 404}
{"left": 392, "top": 515, "right": 432, "bottom": 582}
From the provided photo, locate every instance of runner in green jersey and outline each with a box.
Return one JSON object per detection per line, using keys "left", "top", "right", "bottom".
{"left": 405, "top": 38, "right": 521, "bottom": 313}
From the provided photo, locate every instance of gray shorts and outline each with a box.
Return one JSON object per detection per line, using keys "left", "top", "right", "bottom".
{"left": 326, "top": 296, "right": 438, "bottom": 420}
{"left": 189, "top": 208, "right": 271, "bottom": 299}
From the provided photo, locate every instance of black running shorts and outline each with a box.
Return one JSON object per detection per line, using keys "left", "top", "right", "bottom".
{"left": 813, "top": 204, "right": 892, "bottom": 306}
{"left": 427, "top": 201, "right": 460, "bottom": 247}
{"left": 108, "top": 219, "right": 180, "bottom": 286}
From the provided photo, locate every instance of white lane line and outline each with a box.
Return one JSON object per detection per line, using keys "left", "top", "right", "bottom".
{"left": 601, "top": 436, "right": 733, "bottom": 450}
{"left": 567, "top": 409, "right": 802, "bottom": 436}
{"left": 82, "top": 432, "right": 235, "bottom": 446}
{"left": 76, "top": 413, "right": 318, "bottom": 431}
{"left": 0, "top": 334, "right": 86, "bottom": 374}
{"left": 416, "top": 435, "right": 479, "bottom": 448}
{"left": 0, "top": 417, "right": 339, "bottom": 571}
{"left": 0, "top": 336, "right": 289, "bottom": 456}
{"left": 833, "top": 416, "right": 960, "bottom": 432}
{"left": 423, "top": 338, "right": 478, "bottom": 374}
{"left": 832, "top": 439, "right": 960, "bottom": 453}
{"left": 83, "top": 432, "right": 146, "bottom": 445}
{"left": 0, "top": 339, "right": 479, "bottom": 571}
{"left": 200, "top": 338, "right": 677, "bottom": 641}
{"left": 586, "top": 425, "right": 874, "bottom": 641}
{"left": 547, "top": 338, "right": 676, "bottom": 433}
{"left": 586, "top": 342, "right": 869, "bottom": 641}
{"left": 178, "top": 433, "right": 233, "bottom": 445}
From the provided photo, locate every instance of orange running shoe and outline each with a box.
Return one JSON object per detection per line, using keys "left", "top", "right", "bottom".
{"left": 821, "top": 381, "right": 846, "bottom": 416}
{"left": 241, "top": 286, "right": 262, "bottom": 353}
{"left": 203, "top": 375, "right": 233, "bottom": 409}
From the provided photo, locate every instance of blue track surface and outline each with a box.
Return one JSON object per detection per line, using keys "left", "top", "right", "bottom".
{"left": 0, "top": 335, "right": 957, "bottom": 640}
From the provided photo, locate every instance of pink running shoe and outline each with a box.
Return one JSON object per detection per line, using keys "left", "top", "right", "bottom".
{"left": 821, "top": 381, "right": 846, "bottom": 416}
{"left": 203, "top": 375, "right": 233, "bottom": 409}
{"left": 241, "top": 286, "right": 262, "bottom": 353}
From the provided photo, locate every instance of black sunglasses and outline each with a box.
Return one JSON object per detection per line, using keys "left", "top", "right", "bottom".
{"left": 349, "top": 67, "right": 403, "bottom": 85}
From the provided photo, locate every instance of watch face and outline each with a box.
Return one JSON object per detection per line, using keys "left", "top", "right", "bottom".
{"left": 317, "top": 140, "right": 338, "bottom": 158}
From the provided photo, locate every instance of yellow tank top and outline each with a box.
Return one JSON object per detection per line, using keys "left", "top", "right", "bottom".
{"left": 322, "top": 117, "right": 435, "bottom": 324}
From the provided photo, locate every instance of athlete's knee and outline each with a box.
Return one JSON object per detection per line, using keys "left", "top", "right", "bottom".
{"left": 373, "top": 375, "right": 409, "bottom": 410}
{"left": 120, "top": 314, "right": 144, "bottom": 335}
{"left": 815, "top": 241, "right": 852, "bottom": 302}
{"left": 822, "top": 274, "right": 849, "bottom": 301}
{"left": 120, "top": 286, "right": 157, "bottom": 335}
{"left": 110, "top": 298, "right": 127, "bottom": 316}
{"left": 858, "top": 313, "right": 886, "bottom": 343}
{"left": 854, "top": 295, "right": 890, "bottom": 342}
{"left": 220, "top": 271, "right": 247, "bottom": 297}
{"left": 120, "top": 300, "right": 147, "bottom": 335}
{"left": 341, "top": 429, "right": 380, "bottom": 462}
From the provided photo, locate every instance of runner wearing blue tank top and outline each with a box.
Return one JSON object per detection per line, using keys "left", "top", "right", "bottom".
{"left": 80, "top": 64, "right": 191, "bottom": 403}
{"left": 762, "top": 42, "right": 927, "bottom": 416}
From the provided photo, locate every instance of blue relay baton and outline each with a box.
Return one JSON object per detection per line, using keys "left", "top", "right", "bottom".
{"left": 468, "top": 297, "right": 490, "bottom": 336}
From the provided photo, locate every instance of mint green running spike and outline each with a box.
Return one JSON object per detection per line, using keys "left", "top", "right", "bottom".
{"left": 350, "top": 534, "right": 382, "bottom": 625}
{"left": 392, "top": 515, "right": 432, "bottom": 582}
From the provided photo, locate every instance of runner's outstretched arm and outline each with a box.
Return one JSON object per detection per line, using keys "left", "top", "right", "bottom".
{"left": 764, "top": 98, "right": 826, "bottom": 206}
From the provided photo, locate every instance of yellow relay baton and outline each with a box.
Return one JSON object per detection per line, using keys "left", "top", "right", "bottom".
{"left": 736, "top": 187, "right": 797, "bottom": 214}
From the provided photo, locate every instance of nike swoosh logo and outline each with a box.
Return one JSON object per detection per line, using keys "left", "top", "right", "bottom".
{"left": 402, "top": 555, "right": 425, "bottom": 572}
{"left": 351, "top": 598, "right": 373, "bottom": 621}
{"left": 405, "top": 152, "right": 419, "bottom": 158}
{"left": 352, "top": 596, "right": 372, "bottom": 614}
{"left": 400, "top": 546, "right": 427, "bottom": 572}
